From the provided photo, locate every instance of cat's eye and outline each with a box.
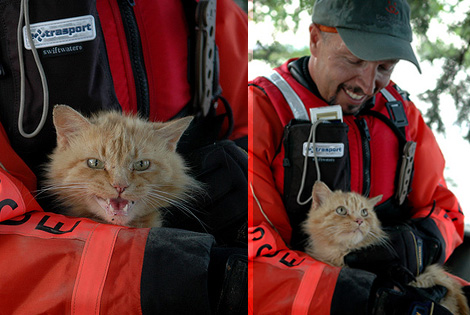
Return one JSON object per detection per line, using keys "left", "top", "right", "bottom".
{"left": 361, "top": 209, "right": 368, "bottom": 217}
{"left": 87, "top": 158, "right": 105, "bottom": 169}
{"left": 336, "top": 206, "right": 347, "bottom": 216}
{"left": 133, "top": 160, "right": 150, "bottom": 171}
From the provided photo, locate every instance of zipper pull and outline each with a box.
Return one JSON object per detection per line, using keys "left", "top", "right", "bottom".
{"left": 127, "top": 0, "right": 135, "bottom": 6}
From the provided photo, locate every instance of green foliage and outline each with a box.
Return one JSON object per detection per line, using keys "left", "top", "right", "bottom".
{"left": 250, "top": 0, "right": 470, "bottom": 141}
{"left": 251, "top": 41, "right": 310, "bottom": 67}
{"left": 415, "top": 1, "right": 470, "bottom": 138}
{"left": 252, "top": 0, "right": 313, "bottom": 32}
{"left": 407, "top": 0, "right": 443, "bottom": 35}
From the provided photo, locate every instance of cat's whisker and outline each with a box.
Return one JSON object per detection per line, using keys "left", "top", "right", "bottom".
{"left": 37, "top": 183, "right": 89, "bottom": 198}
{"left": 146, "top": 191, "right": 209, "bottom": 231}
{"left": 148, "top": 189, "right": 201, "bottom": 209}
{"left": 148, "top": 184, "right": 207, "bottom": 203}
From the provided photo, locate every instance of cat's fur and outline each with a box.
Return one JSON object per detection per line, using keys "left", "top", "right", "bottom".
{"left": 302, "top": 181, "right": 468, "bottom": 315}
{"left": 44, "top": 105, "right": 201, "bottom": 228}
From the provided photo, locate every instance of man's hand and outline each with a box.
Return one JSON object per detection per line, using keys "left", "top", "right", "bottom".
{"left": 370, "top": 284, "right": 451, "bottom": 315}
{"left": 345, "top": 223, "right": 442, "bottom": 284}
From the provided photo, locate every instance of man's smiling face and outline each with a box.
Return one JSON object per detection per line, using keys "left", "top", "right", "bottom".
{"left": 309, "top": 25, "right": 398, "bottom": 115}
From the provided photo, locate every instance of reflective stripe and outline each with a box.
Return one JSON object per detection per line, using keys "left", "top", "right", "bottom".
{"left": 380, "top": 88, "right": 396, "bottom": 102}
{"left": 292, "top": 262, "right": 324, "bottom": 315}
{"left": 264, "top": 71, "right": 309, "bottom": 121}
{"left": 72, "top": 224, "right": 122, "bottom": 315}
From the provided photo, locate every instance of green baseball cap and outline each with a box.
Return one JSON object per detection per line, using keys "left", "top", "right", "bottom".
{"left": 312, "top": 0, "right": 421, "bottom": 73}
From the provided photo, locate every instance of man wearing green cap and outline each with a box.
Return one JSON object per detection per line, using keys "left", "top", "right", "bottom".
{"left": 248, "top": 0, "right": 465, "bottom": 314}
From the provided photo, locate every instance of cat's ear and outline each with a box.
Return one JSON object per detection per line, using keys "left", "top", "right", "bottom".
{"left": 154, "top": 116, "right": 193, "bottom": 151}
{"left": 312, "top": 181, "right": 332, "bottom": 207}
{"left": 53, "top": 105, "right": 91, "bottom": 149}
{"left": 369, "top": 195, "right": 383, "bottom": 207}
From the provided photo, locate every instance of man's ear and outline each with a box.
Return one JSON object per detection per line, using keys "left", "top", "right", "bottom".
{"left": 309, "top": 23, "right": 322, "bottom": 56}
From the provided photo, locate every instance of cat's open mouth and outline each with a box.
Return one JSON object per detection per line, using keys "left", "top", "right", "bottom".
{"left": 95, "top": 196, "right": 135, "bottom": 216}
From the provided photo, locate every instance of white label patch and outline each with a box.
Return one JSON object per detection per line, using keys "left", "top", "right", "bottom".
{"left": 302, "top": 142, "right": 344, "bottom": 158}
{"left": 23, "top": 15, "right": 96, "bottom": 50}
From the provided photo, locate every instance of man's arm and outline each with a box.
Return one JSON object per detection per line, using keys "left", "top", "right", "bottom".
{"left": 406, "top": 101, "right": 465, "bottom": 262}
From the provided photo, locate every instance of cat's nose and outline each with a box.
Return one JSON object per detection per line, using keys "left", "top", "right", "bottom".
{"left": 114, "top": 184, "right": 128, "bottom": 194}
{"left": 355, "top": 218, "right": 363, "bottom": 225}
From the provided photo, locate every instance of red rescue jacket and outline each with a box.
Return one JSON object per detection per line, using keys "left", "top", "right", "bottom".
{"left": 248, "top": 59, "right": 464, "bottom": 314}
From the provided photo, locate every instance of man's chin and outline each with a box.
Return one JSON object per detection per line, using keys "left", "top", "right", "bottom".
{"left": 340, "top": 104, "right": 363, "bottom": 115}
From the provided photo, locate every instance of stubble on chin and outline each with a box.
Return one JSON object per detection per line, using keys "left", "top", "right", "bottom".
{"left": 328, "top": 85, "right": 367, "bottom": 115}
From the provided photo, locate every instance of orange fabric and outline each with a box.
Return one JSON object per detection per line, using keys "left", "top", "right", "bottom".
{"left": 249, "top": 223, "right": 340, "bottom": 314}
{"left": 0, "top": 209, "right": 149, "bottom": 314}
{"left": 100, "top": 227, "right": 149, "bottom": 314}
{"left": 71, "top": 224, "right": 123, "bottom": 315}
{"left": 316, "top": 24, "right": 338, "bottom": 33}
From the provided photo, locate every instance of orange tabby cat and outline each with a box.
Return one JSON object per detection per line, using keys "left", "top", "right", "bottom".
{"left": 302, "top": 181, "right": 468, "bottom": 315}
{"left": 44, "top": 105, "right": 201, "bottom": 228}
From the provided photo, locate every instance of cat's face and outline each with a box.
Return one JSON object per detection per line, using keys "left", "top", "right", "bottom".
{"left": 304, "top": 181, "right": 384, "bottom": 249}
{"left": 45, "top": 105, "right": 195, "bottom": 227}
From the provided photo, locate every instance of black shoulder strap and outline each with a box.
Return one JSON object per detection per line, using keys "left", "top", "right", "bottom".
{"left": 378, "top": 87, "right": 408, "bottom": 138}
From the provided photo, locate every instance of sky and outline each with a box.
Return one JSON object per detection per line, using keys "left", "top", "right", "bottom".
{"left": 249, "top": 1, "right": 470, "bottom": 226}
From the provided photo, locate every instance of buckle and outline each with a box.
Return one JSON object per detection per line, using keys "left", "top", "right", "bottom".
{"left": 386, "top": 101, "right": 408, "bottom": 128}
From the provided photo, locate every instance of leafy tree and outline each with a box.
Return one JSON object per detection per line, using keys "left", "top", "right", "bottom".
{"left": 250, "top": 0, "right": 470, "bottom": 140}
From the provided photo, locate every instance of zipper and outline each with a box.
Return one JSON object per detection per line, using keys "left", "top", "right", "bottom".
{"left": 409, "top": 230, "right": 423, "bottom": 276}
{"left": 117, "top": 0, "right": 150, "bottom": 118}
{"left": 356, "top": 118, "right": 371, "bottom": 197}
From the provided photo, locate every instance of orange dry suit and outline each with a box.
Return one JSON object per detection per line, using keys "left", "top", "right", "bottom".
{"left": 248, "top": 57, "right": 464, "bottom": 314}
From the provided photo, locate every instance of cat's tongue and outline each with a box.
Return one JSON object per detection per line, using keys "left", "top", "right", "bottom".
{"left": 96, "top": 196, "right": 135, "bottom": 216}
{"left": 109, "top": 198, "right": 130, "bottom": 216}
